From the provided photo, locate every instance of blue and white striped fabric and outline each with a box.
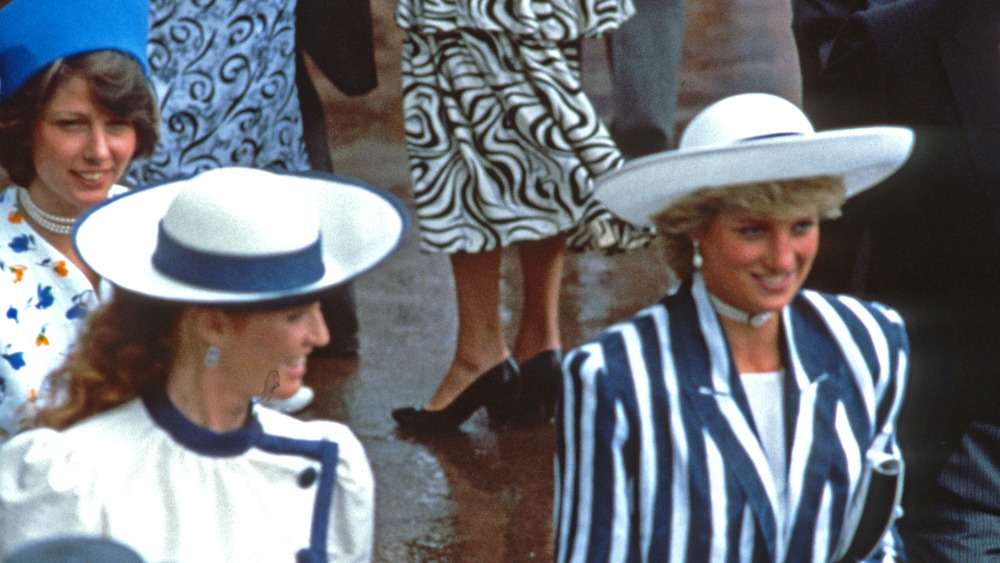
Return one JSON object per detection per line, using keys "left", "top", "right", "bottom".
{"left": 555, "top": 273, "right": 908, "bottom": 563}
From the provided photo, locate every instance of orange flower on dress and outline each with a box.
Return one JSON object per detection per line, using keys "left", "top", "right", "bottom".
{"left": 36, "top": 333, "right": 49, "bottom": 346}
{"left": 53, "top": 261, "right": 69, "bottom": 277}
{"left": 28, "top": 388, "right": 37, "bottom": 402}
{"left": 7, "top": 210, "right": 23, "bottom": 224}
{"left": 10, "top": 265, "right": 26, "bottom": 283}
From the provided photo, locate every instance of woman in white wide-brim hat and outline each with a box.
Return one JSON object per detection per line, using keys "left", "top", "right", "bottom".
{"left": 554, "top": 93, "right": 914, "bottom": 562}
{"left": 0, "top": 167, "right": 407, "bottom": 563}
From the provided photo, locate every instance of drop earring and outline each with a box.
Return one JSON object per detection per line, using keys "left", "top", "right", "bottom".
{"left": 204, "top": 345, "right": 220, "bottom": 367}
{"left": 692, "top": 240, "right": 703, "bottom": 269}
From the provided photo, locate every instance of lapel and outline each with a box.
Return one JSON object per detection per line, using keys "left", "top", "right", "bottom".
{"left": 678, "top": 277, "right": 850, "bottom": 561}
{"left": 679, "top": 275, "right": 781, "bottom": 559}
{"left": 936, "top": 1, "right": 1000, "bottom": 224}
{"left": 781, "top": 296, "right": 861, "bottom": 554}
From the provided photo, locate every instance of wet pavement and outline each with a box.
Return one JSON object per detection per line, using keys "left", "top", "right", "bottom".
{"left": 301, "top": 1, "right": 801, "bottom": 560}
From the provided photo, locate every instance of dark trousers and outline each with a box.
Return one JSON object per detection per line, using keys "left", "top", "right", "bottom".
{"left": 297, "top": 49, "right": 360, "bottom": 356}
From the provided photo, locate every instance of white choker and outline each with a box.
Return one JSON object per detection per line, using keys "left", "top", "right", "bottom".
{"left": 709, "top": 293, "right": 775, "bottom": 328}
{"left": 17, "top": 188, "right": 76, "bottom": 235}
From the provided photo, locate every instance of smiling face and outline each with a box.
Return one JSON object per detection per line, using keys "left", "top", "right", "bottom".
{"left": 28, "top": 75, "right": 138, "bottom": 217}
{"left": 218, "top": 302, "right": 331, "bottom": 401}
{"left": 697, "top": 204, "right": 820, "bottom": 314}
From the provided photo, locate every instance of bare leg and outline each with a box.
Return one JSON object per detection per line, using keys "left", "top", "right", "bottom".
{"left": 423, "top": 248, "right": 510, "bottom": 411}
{"left": 513, "top": 235, "right": 566, "bottom": 363}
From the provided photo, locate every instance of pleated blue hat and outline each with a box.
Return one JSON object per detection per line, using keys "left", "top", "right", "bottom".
{"left": 0, "top": 0, "right": 149, "bottom": 101}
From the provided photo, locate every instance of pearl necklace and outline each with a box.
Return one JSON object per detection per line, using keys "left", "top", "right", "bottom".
{"left": 17, "top": 188, "right": 76, "bottom": 235}
{"left": 708, "top": 293, "right": 775, "bottom": 328}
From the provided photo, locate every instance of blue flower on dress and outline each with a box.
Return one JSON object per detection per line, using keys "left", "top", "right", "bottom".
{"left": 66, "top": 303, "right": 87, "bottom": 320}
{"left": 65, "top": 290, "right": 94, "bottom": 320}
{"left": 35, "top": 285, "right": 54, "bottom": 310}
{"left": 5, "top": 306, "right": 16, "bottom": 323}
{"left": 1, "top": 351, "right": 24, "bottom": 370}
{"left": 8, "top": 234, "right": 34, "bottom": 253}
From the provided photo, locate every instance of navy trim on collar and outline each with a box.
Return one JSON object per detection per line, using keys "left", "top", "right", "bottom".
{"left": 142, "top": 390, "right": 263, "bottom": 457}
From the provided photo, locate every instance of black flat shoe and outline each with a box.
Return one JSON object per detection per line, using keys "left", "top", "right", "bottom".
{"left": 516, "top": 349, "right": 562, "bottom": 423}
{"left": 392, "top": 358, "right": 519, "bottom": 432}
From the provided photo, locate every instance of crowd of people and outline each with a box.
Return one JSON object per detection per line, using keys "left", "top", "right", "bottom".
{"left": 0, "top": 0, "right": 995, "bottom": 560}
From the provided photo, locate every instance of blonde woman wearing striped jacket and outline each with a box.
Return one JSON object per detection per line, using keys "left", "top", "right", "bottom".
{"left": 554, "top": 93, "right": 915, "bottom": 562}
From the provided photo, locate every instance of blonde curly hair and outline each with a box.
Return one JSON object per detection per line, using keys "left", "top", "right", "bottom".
{"left": 654, "top": 175, "right": 847, "bottom": 280}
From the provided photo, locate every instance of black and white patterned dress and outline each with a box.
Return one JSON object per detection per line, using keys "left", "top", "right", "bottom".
{"left": 128, "top": 0, "right": 309, "bottom": 185}
{"left": 398, "top": 0, "right": 652, "bottom": 253}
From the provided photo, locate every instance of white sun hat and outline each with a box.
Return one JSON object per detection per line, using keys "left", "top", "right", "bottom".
{"left": 596, "top": 93, "right": 915, "bottom": 226}
{"left": 74, "top": 167, "right": 408, "bottom": 309}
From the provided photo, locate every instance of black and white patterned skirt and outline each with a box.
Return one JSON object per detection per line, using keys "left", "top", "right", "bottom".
{"left": 401, "top": 29, "right": 652, "bottom": 254}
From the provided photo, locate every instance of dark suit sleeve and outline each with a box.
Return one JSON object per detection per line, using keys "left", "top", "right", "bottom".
{"left": 805, "top": 14, "right": 888, "bottom": 129}
{"left": 791, "top": 0, "right": 868, "bottom": 101}
{"left": 296, "top": 0, "right": 378, "bottom": 96}
{"left": 802, "top": 12, "right": 889, "bottom": 296}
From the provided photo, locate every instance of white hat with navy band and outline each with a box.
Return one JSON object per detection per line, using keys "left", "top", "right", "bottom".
{"left": 596, "top": 93, "right": 915, "bottom": 226}
{"left": 73, "top": 167, "right": 408, "bottom": 309}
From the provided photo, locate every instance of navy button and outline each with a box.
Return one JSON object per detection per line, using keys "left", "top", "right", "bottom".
{"left": 298, "top": 467, "right": 318, "bottom": 488}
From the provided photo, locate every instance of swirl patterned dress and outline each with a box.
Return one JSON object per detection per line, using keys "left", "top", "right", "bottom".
{"left": 128, "top": 0, "right": 309, "bottom": 184}
{"left": 398, "top": 0, "right": 653, "bottom": 253}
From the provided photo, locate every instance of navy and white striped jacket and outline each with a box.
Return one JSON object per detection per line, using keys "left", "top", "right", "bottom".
{"left": 555, "top": 274, "right": 909, "bottom": 562}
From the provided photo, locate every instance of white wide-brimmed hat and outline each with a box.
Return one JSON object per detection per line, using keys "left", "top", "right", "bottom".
{"left": 596, "top": 93, "right": 914, "bottom": 226}
{"left": 74, "top": 167, "right": 408, "bottom": 309}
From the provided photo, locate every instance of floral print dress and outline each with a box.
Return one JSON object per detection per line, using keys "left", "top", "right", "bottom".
{"left": 0, "top": 186, "right": 114, "bottom": 441}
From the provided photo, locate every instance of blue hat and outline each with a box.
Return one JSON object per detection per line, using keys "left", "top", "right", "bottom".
{"left": 0, "top": 0, "right": 149, "bottom": 101}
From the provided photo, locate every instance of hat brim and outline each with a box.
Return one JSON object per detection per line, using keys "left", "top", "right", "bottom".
{"left": 74, "top": 170, "right": 408, "bottom": 309}
{"left": 596, "top": 126, "right": 914, "bottom": 226}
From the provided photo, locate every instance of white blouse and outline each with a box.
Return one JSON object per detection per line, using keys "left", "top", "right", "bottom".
{"left": 0, "top": 393, "right": 374, "bottom": 563}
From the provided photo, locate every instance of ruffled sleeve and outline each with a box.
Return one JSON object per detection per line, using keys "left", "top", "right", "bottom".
{"left": 0, "top": 428, "right": 102, "bottom": 557}
{"left": 396, "top": 0, "right": 634, "bottom": 40}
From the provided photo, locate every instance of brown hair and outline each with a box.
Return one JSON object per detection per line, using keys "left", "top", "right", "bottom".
{"left": 31, "top": 291, "right": 182, "bottom": 430}
{"left": 654, "top": 175, "right": 847, "bottom": 280}
{"left": 0, "top": 50, "right": 159, "bottom": 187}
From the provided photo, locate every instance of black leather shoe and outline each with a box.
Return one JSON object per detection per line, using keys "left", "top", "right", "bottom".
{"left": 516, "top": 350, "right": 562, "bottom": 423}
{"left": 392, "top": 358, "right": 519, "bottom": 432}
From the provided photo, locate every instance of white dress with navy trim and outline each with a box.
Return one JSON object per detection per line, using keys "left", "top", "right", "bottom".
{"left": 0, "top": 390, "right": 374, "bottom": 562}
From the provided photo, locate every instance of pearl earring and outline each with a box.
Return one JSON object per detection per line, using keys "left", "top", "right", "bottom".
{"left": 692, "top": 240, "right": 703, "bottom": 269}
{"left": 204, "top": 345, "right": 220, "bottom": 367}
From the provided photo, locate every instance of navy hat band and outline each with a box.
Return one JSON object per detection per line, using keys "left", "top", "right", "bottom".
{"left": 151, "top": 223, "right": 325, "bottom": 293}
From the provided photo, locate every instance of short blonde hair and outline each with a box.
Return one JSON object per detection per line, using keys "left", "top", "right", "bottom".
{"left": 654, "top": 175, "right": 846, "bottom": 280}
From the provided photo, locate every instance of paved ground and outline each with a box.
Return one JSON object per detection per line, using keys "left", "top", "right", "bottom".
{"left": 301, "top": 1, "right": 802, "bottom": 560}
